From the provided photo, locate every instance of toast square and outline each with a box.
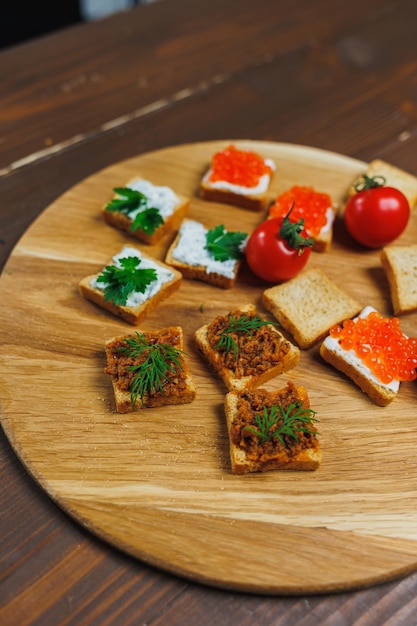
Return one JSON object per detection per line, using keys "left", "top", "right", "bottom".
{"left": 194, "top": 303, "right": 300, "bottom": 392}
{"left": 224, "top": 383, "right": 321, "bottom": 474}
{"left": 165, "top": 219, "right": 246, "bottom": 289}
{"left": 105, "top": 326, "right": 196, "bottom": 413}
{"left": 199, "top": 144, "right": 276, "bottom": 212}
{"left": 380, "top": 244, "right": 417, "bottom": 315}
{"left": 79, "top": 245, "right": 182, "bottom": 325}
{"left": 102, "top": 178, "right": 190, "bottom": 244}
{"left": 268, "top": 185, "right": 337, "bottom": 253}
{"left": 319, "top": 306, "right": 402, "bottom": 406}
{"left": 262, "top": 268, "right": 362, "bottom": 349}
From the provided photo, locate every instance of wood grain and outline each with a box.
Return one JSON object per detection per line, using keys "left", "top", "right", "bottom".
{"left": 2, "top": 140, "right": 417, "bottom": 595}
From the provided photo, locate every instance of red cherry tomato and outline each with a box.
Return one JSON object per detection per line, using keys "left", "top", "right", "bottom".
{"left": 344, "top": 179, "right": 410, "bottom": 248}
{"left": 245, "top": 214, "right": 313, "bottom": 283}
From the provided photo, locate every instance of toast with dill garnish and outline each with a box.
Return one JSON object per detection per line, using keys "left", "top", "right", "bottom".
{"left": 193, "top": 304, "right": 300, "bottom": 391}
{"left": 105, "top": 326, "right": 196, "bottom": 412}
{"left": 224, "top": 382, "right": 321, "bottom": 474}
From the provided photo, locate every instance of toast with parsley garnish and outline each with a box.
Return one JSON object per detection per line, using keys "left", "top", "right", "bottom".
{"left": 79, "top": 245, "right": 182, "bottom": 325}
{"left": 165, "top": 219, "right": 248, "bottom": 289}
{"left": 102, "top": 178, "right": 190, "bottom": 244}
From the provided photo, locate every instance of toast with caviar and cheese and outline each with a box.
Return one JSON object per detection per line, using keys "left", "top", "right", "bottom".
{"left": 105, "top": 326, "right": 196, "bottom": 413}
{"left": 345, "top": 159, "right": 417, "bottom": 211}
{"left": 194, "top": 304, "right": 300, "bottom": 392}
{"left": 224, "top": 382, "right": 321, "bottom": 474}
{"left": 380, "top": 244, "right": 417, "bottom": 315}
{"left": 79, "top": 245, "right": 182, "bottom": 325}
{"left": 199, "top": 144, "right": 276, "bottom": 212}
{"left": 319, "top": 306, "right": 417, "bottom": 406}
{"left": 165, "top": 219, "right": 247, "bottom": 289}
{"left": 262, "top": 268, "right": 362, "bottom": 349}
{"left": 102, "top": 178, "right": 190, "bottom": 245}
{"left": 268, "top": 185, "right": 337, "bottom": 253}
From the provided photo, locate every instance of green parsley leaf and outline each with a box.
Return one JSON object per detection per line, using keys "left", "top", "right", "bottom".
{"left": 205, "top": 224, "right": 247, "bottom": 261}
{"left": 118, "top": 332, "right": 185, "bottom": 408}
{"left": 105, "top": 187, "right": 148, "bottom": 213}
{"left": 105, "top": 187, "right": 163, "bottom": 235}
{"left": 96, "top": 256, "right": 157, "bottom": 306}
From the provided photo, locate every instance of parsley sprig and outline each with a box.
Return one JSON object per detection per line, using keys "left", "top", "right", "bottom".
{"left": 205, "top": 224, "right": 247, "bottom": 261}
{"left": 216, "top": 313, "right": 275, "bottom": 359}
{"left": 243, "top": 402, "right": 319, "bottom": 445}
{"left": 280, "top": 205, "right": 314, "bottom": 252}
{"left": 118, "top": 332, "right": 185, "bottom": 408}
{"left": 97, "top": 256, "right": 157, "bottom": 305}
{"left": 105, "top": 187, "right": 164, "bottom": 235}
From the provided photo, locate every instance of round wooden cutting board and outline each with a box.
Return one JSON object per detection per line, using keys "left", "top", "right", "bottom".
{"left": 2, "top": 140, "right": 417, "bottom": 595}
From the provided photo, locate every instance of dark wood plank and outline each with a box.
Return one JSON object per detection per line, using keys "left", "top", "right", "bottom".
{"left": 0, "top": 0, "right": 410, "bottom": 171}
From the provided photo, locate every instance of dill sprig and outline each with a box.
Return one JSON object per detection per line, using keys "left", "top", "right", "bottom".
{"left": 118, "top": 332, "right": 185, "bottom": 408}
{"left": 243, "top": 402, "right": 319, "bottom": 445}
{"left": 216, "top": 312, "right": 275, "bottom": 359}
{"left": 105, "top": 187, "right": 164, "bottom": 235}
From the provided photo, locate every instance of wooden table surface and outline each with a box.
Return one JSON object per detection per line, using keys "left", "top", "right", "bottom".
{"left": 2, "top": 0, "right": 417, "bottom": 623}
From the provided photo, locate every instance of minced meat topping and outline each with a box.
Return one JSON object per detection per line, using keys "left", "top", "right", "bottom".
{"left": 207, "top": 309, "right": 290, "bottom": 378}
{"left": 105, "top": 327, "right": 188, "bottom": 399}
{"left": 230, "top": 383, "right": 319, "bottom": 463}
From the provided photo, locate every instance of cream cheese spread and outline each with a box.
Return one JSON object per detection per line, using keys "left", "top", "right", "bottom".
{"left": 319, "top": 207, "right": 337, "bottom": 236}
{"left": 126, "top": 179, "right": 180, "bottom": 220}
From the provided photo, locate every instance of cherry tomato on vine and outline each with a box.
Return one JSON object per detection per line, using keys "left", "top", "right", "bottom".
{"left": 245, "top": 210, "right": 314, "bottom": 283}
{"left": 344, "top": 175, "right": 410, "bottom": 248}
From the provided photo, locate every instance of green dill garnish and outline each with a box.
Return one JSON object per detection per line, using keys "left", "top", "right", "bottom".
{"left": 118, "top": 332, "right": 185, "bottom": 408}
{"left": 105, "top": 187, "right": 164, "bottom": 235}
{"left": 216, "top": 312, "right": 275, "bottom": 359}
{"left": 205, "top": 224, "right": 247, "bottom": 261}
{"left": 96, "top": 256, "right": 157, "bottom": 306}
{"left": 243, "top": 402, "right": 319, "bottom": 445}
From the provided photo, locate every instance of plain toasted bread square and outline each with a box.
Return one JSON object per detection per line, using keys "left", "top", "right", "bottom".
{"left": 105, "top": 326, "right": 196, "bottom": 413}
{"left": 102, "top": 178, "right": 190, "bottom": 245}
{"left": 346, "top": 159, "right": 417, "bottom": 210}
{"left": 262, "top": 268, "right": 362, "bottom": 349}
{"left": 224, "top": 383, "right": 321, "bottom": 474}
{"left": 193, "top": 303, "right": 300, "bottom": 392}
{"left": 380, "top": 244, "right": 417, "bottom": 315}
{"left": 319, "top": 306, "right": 400, "bottom": 406}
{"left": 79, "top": 245, "right": 182, "bottom": 325}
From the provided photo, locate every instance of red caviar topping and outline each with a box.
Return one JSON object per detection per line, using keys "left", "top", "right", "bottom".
{"left": 329, "top": 311, "right": 417, "bottom": 384}
{"left": 208, "top": 145, "right": 273, "bottom": 187}
{"left": 269, "top": 185, "right": 332, "bottom": 237}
